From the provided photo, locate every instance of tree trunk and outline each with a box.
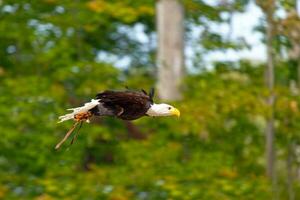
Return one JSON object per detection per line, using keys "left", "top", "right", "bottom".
{"left": 124, "top": 121, "right": 147, "bottom": 140}
{"left": 263, "top": 0, "right": 276, "bottom": 189}
{"left": 287, "top": 142, "right": 295, "bottom": 200}
{"left": 295, "top": 0, "right": 300, "bottom": 89}
{"left": 156, "top": 0, "right": 184, "bottom": 100}
{"left": 297, "top": 55, "right": 300, "bottom": 89}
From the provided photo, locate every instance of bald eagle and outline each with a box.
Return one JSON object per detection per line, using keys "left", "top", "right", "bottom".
{"left": 56, "top": 88, "right": 180, "bottom": 149}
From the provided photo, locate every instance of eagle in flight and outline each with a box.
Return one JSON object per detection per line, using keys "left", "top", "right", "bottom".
{"left": 56, "top": 88, "right": 180, "bottom": 149}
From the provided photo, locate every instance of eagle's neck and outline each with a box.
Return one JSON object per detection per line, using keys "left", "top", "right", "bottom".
{"left": 146, "top": 104, "right": 158, "bottom": 117}
{"left": 146, "top": 103, "right": 166, "bottom": 117}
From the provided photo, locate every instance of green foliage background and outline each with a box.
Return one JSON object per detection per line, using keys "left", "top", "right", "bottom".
{"left": 1, "top": 0, "right": 300, "bottom": 199}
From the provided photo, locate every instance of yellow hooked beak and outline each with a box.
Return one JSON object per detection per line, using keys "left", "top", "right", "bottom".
{"left": 170, "top": 107, "right": 180, "bottom": 117}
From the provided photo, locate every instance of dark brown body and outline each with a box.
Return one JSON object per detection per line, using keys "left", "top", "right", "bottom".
{"left": 90, "top": 90, "right": 154, "bottom": 120}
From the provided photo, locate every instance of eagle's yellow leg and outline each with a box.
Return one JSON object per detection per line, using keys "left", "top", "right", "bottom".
{"left": 74, "top": 111, "right": 92, "bottom": 122}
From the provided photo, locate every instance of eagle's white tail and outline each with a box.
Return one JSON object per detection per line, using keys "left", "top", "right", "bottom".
{"left": 58, "top": 99, "right": 100, "bottom": 123}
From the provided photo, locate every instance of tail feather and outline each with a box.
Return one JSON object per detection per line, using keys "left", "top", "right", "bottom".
{"left": 58, "top": 99, "right": 100, "bottom": 123}
{"left": 58, "top": 113, "right": 75, "bottom": 123}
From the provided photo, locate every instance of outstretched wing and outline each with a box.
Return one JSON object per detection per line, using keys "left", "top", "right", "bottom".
{"left": 96, "top": 90, "right": 152, "bottom": 120}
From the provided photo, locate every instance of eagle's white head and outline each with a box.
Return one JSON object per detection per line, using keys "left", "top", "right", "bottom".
{"left": 146, "top": 103, "right": 180, "bottom": 117}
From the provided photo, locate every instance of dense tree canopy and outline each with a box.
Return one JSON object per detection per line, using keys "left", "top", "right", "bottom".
{"left": 1, "top": 0, "right": 300, "bottom": 199}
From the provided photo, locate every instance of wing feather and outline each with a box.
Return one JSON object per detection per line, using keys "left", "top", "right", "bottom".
{"left": 96, "top": 90, "right": 152, "bottom": 120}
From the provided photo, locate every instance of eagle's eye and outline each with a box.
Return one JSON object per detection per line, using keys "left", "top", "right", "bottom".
{"left": 168, "top": 107, "right": 171, "bottom": 110}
